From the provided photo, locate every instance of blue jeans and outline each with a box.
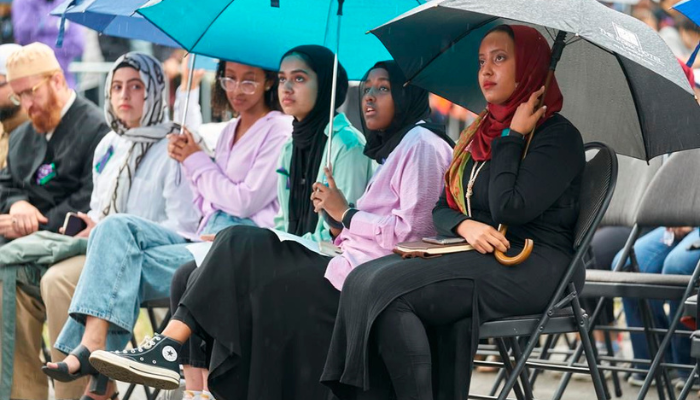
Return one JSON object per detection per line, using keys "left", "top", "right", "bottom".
{"left": 200, "top": 210, "right": 256, "bottom": 235}
{"left": 612, "top": 227, "right": 700, "bottom": 376}
{"left": 55, "top": 212, "right": 254, "bottom": 354}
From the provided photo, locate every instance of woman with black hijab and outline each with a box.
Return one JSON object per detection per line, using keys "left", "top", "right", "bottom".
{"left": 90, "top": 59, "right": 454, "bottom": 400}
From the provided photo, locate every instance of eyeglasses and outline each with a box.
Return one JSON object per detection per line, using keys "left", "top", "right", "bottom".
{"left": 218, "top": 77, "right": 259, "bottom": 95}
{"left": 9, "top": 76, "right": 50, "bottom": 106}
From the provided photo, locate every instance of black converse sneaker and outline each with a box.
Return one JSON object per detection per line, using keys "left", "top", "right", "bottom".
{"left": 89, "top": 334, "right": 182, "bottom": 390}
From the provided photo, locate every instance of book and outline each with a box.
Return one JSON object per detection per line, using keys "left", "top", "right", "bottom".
{"left": 393, "top": 240, "right": 474, "bottom": 258}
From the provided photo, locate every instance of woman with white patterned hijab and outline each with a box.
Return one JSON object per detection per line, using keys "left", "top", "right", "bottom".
{"left": 39, "top": 52, "right": 201, "bottom": 400}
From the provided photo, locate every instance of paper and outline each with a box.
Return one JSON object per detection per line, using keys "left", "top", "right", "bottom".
{"left": 267, "top": 229, "right": 342, "bottom": 257}
{"left": 186, "top": 229, "right": 343, "bottom": 267}
{"left": 186, "top": 241, "right": 213, "bottom": 267}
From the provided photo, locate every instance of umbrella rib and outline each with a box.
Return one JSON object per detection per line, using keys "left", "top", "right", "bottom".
{"left": 188, "top": 0, "right": 237, "bottom": 51}
{"left": 614, "top": 54, "right": 651, "bottom": 161}
{"left": 565, "top": 36, "right": 584, "bottom": 46}
{"left": 323, "top": 0, "right": 335, "bottom": 49}
{"left": 405, "top": 16, "right": 499, "bottom": 84}
{"left": 545, "top": 27, "right": 555, "bottom": 42}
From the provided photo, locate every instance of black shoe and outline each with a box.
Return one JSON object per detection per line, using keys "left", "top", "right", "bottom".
{"left": 42, "top": 344, "right": 98, "bottom": 382}
{"left": 89, "top": 334, "right": 181, "bottom": 390}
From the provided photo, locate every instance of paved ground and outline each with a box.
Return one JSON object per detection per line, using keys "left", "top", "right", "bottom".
{"left": 47, "top": 321, "right": 680, "bottom": 400}
{"left": 47, "top": 368, "right": 672, "bottom": 400}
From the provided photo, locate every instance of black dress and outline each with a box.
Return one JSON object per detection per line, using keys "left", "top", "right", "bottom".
{"left": 173, "top": 225, "right": 336, "bottom": 400}
{"left": 321, "top": 114, "right": 586, "bottom": 399}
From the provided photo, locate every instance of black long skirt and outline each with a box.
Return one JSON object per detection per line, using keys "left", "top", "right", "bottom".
{"left": 176, "top": 225, "right": 337, "bottom": 400}
{"left": 321, "top": 244, "right": 584, "bottom": 399}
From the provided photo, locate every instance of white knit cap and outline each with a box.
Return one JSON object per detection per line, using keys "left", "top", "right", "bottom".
{"left": 6, "top": 42, "right": 61, "bottom": 82}
{"left": 0, "top": 44, "right": 21, "bottom": 77}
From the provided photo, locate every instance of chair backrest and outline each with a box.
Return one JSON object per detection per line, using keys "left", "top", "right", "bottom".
{"left": 635, "top": 148, "right": 700, "bottom": 227}
{"left": 599, "top": 155, "right": 662, "bottom": 228}
{"left": 573, "top": 143, "right": 619, "bottom": 250}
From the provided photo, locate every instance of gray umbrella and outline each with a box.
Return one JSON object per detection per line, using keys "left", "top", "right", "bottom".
{"left": 371, "top": 0, "right": 700, "bottom": 161}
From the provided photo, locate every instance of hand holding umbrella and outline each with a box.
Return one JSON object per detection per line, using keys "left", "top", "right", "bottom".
{"left": 495, "top": 30, "right": 567, "bottom": 266}
{"left": 492, "top": 86, "right": 546, "bottom": 266}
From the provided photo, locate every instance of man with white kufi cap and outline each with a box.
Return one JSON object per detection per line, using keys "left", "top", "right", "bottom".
{"left": 0, "top": 44, "right": 107, "bottom": 399}
{"left": 0, "top": 43, "right": 27, "bottom": 169}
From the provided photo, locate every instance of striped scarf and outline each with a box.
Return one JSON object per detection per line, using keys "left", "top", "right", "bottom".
{"left": 102, "top": 52, "right": 174, "bottom": 217}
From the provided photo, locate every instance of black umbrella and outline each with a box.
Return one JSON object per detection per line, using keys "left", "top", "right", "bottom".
{"left": 371, "top": 0, "right": 700, "bottom": 161}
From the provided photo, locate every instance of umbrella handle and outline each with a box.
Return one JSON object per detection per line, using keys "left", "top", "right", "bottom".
{"left": 494, "top": 226, "right": 534, "bottom": 266}
{"left": 494, "top": 31, "right": 566, "bottom": 267}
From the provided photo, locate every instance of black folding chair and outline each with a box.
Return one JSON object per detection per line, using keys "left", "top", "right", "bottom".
{"left": 580, "top": 149, "right": 700, "bottom": 400}
{"left": 472, "top": 142, "right": 617, "bottom": 400}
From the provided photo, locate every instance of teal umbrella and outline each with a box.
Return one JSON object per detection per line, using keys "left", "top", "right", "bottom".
{"left": 139, "top": 0, "right": 424, "bottom": 166}
{"left": 137, "top": 0, "right": 423, "bottom": 80}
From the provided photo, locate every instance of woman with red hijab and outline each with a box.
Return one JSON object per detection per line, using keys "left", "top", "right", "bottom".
{"left": 321, "top": 25, "right": 586, "bottom": 399}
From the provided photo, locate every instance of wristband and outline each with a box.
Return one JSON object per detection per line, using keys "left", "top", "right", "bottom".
{"left": 342, "top": 208, "right": 359, "bottom": 229}
{"left": 509, "top": 128, "right": 526, "bottom": 139}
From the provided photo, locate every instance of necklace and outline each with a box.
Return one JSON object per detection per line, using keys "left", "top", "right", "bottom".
{"left": 466, "top": 160, "right": 486, "bottom": 218}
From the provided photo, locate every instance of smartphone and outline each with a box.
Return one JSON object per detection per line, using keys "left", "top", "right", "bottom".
{"left": 422, "top": 236, "right": 467, "bottom": 245}
{"left": 62, "top": 212, "right": 87, "bottom": 237}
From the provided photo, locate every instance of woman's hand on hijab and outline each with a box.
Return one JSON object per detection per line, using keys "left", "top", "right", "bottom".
{"left": 510, "top": 86, "right": 547, "bottom": 135}
{"left": 456, "top": 220, "right": 510, "bottom": 255}
{"left": 168, "top": 127, "right": 202, "bottom": 163}
{"left": 311, "top": 168, "right": 349, "bottom": 222}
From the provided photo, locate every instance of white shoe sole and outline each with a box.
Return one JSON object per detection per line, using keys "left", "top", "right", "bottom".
{"left": 89, "top": 350, "right": 180, "bottom": 390}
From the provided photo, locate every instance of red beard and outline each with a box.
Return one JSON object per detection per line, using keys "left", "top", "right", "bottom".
{"left": 29, "top": 88, "right": 62, "bottom": 134}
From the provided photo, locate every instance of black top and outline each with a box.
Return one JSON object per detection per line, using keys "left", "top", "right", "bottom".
{"left": 433, "top": 113, "right": 585, "bottom": 255}
{"left": 0, "top": 96, "right": 109, "bottom": 232}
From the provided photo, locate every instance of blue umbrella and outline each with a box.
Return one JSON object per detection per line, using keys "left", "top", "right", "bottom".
{"left": 50, "top": 0, "right": 179, "bottom": 47}
{"left": 50, "top": 0, "right": 219, "bottom": 131}
{"left": 673, "top": 0, "right": 700, "bottom": 66}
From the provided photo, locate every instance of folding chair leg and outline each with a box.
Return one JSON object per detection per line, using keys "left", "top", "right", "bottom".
{"left": 552, "top": 299, "right": 609, "bottom": 400}
{"left": 571, "top": 289, "right": 608, "bottom": 400}
{"left": 638, "top": 297, "right": 672, "bottom": 400}
{"left": 495, "top": 338, "right": 527, "bottom": 400}
{"left": 495, "top": 327, "right": 547, "bottom": 400}
{"left": 489, "top": 365, "right": 508, "bottom": 396}
{"left": 529, "top": 334, "right": 557, "bottom": 387}
{"left": 637, "top": 262, "right": 700, "bottom": 400}
{"left": 678, "top": 364, "right": 699, "bottom": 400}
{"left": 509, "top": 337, "right": 535, "bottom": 400}
{"left": 602, "top": 327, "right": 623, "bottom": 397}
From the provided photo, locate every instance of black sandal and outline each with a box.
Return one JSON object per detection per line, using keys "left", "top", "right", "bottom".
{"left": 79, "top": 375, "right": 120, "bottom": 400}
{"left": 41, "top": 344, "right": 97, "bottom": 382}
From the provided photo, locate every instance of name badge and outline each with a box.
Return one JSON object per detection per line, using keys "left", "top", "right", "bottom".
{"left": 95, "top": 145, "right": 115, "bottom": 174}
{"left": 36, "top": 162, "right": 57, "bottom": 185}
{"left": 276, "top": 167, "right": 290, "bottom": 190}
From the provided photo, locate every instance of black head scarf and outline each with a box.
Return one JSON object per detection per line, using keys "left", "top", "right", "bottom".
{"left": 283, "top": 45, "right": 349, "bottom": 236}
{"left": 361, "top": 61, "right": 453, "bottom": 164}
